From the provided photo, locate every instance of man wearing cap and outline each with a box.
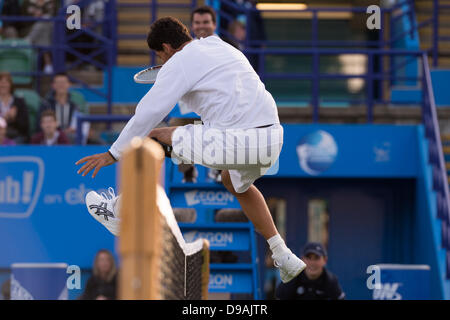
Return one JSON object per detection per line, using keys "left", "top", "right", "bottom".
{"left": 276, "top": 242, "right": 345, "bottom": 300}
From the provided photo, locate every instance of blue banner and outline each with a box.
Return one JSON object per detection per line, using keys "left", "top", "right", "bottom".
{"left": 209, "top": 265, "right": 254, "bottom": 293}
{"left": 181, "top": 226, "right": 251, "bottom": 251}
{"left": 276, "top": 124, "right": 419, "bottom": 177}
{"left": 372, "top": 264, "right": 431, "bottom": 300}
{"left": 0, "top": 146, "right": 117, "bottom": 269}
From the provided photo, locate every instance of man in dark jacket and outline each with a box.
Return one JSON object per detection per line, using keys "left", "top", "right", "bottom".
{"left": 276, "top": 242, "right": 345, "bottom": 300}
{"left": 37, "top": 73, "right": 79, "bottom": 141}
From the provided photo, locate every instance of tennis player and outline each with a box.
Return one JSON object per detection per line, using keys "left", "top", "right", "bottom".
{"left": 76, "top": 17, "right": 306, "bottom": 283}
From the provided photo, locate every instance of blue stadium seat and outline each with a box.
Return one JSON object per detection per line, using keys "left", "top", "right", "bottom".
{"left": 0, "top": 39, "right": 35, "bottom": 85}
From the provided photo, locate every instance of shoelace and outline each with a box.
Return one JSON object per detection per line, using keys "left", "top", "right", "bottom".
{"left": 272, "top": 252, "right": 292, "bottom": 269}
{"left": 100, "top": 187, "right": 117, "bottom": 201}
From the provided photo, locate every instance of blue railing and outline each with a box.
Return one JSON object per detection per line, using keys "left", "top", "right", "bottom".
{"left": 245, "top": 47, "right": 425, "bottom": 122}
{"left": 215, "top": 0, "right": 416, "bottom": 47}
{"left": 422, "top": 52, "right": 450, "bottom": 278}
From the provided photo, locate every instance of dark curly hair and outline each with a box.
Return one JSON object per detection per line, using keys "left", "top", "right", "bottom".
{"left": 147, "top": 17, "right": 193, "bottom": 52}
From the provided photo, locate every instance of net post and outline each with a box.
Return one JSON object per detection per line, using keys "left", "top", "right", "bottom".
{"left": 201, "top": 239, "right": 210, "bottom": 300}
{"left": 119, "top": 137, "right": 165, "bottom": 300}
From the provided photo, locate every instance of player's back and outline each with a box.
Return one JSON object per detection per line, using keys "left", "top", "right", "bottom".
{"left": 175, "top": 36, "right": 279, "bottom": 129}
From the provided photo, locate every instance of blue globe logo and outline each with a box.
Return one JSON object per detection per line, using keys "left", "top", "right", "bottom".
{"left": 296, "top": 130, "right": 338, "bottom": 175}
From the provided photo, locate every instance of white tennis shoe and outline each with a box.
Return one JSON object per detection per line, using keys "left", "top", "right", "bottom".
{"left": 85, "top": 187, "right": 120, "bottom": 236}
{"left": 273, "top": 250, "right": 306, "bottom": 283}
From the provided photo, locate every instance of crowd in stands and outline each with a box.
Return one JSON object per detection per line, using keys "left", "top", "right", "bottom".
{"left": 0, "top": 2, "right": 260, "bottom": 148}
{"left": 1, "top": 0, "right": 109, "bottom": 74}
{"left": 0, "top": 70, "right": 103, "bottom": 146}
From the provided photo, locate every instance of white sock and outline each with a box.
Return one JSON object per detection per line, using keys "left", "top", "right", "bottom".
{"left": 267, "top": 234, "right": 289, "bottom": 258}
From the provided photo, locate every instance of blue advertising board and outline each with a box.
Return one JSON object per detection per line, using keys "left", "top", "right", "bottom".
{"left": 170, "top": 188, "right": 240, "bottom": 208}
{"left": 0, "top": 146, "right": 117, "bottom": 269}
{"left": 11, "top": 263, "right": 68, "bottom": 300}
{"left": 371, "top": 264, "right": 431, "bottom": 300}
{"left": 275, "top": 124, "right": 419, "bottom": 178}
{"left": 209, "top": 264, "right": 254, "bottom": 293}
{"left": 180, "top": 224, "right": 251, "bottom": 251}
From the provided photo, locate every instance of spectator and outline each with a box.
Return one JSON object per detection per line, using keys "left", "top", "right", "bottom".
{"left": 190, "top": 5, "right": 239, "bottom": 51}
{"left": 23, "top": 0, "right": 57, "bottom": 73}
{"left": 79, "top": 249, "right": 118, "bottom": 300}
{"left": 276, "top": 242, "right": 345, "bottom": 300}
{"left": 219, "top": 0, "right": 266, "bottom": 71}
{"left": 23, "top": 0, "right": 55, "bottom": 20}
{"left": 2, "top": 25, "right": 19, "bottom": 39}
{"left": 191, "top": 6, "right": 217, "bottom": 39}
{"left": 38, "top": 73, "right": 79, "bottom": 141}
{"left": 0, "top": 117, "right": 16, "bottom": 146}
{"left": 0, "top": 0, "right": 22, "bottom": 35}
{"left": 0, "top": 72, "right": 30, "bottom": 143}
{"left": 223, "top": 19, "right": 246, "bottom": 50}
{"left": 31, "top": 110, "right": 70, "bottom": 145}
{"left": 1, "top": 279, "right": 10, "bottom": 300}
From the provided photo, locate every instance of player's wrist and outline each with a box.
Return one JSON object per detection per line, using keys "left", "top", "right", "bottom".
{"left": 107, "top": 150, "right": 118, "bottom": 162}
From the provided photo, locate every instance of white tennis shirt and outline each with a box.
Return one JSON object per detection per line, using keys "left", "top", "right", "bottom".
{"left": 109, "top": 36, "right": 279, "bottom": 160}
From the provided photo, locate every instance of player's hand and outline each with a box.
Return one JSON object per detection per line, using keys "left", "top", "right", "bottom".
{"left": 75, "top": 152, "right": 116, "bottom": 178}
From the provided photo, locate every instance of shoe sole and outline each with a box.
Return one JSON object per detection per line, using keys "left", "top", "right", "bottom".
{"left": 281, "top": 260, "right": 307, "bottom": 283}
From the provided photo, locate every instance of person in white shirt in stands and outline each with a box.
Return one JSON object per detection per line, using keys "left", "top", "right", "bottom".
{"left": 75, "top": 17, "right": 306, "bottom": 283}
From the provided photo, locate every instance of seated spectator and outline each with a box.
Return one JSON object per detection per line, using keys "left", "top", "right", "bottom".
{"left": 38, "top": 73, "right": 79, "bottom": 141}
{"left": 0, "top": 72, "right": 30, "bottom": 143}
{"left": 223, "top": 19, "right": 246, "bottom": 50}
{"left": 0, "top": 117, "right": 16, "bottom": 146}
{"left": 31, "top": 110, "right": 70, "bottom": 145}
{"left": 276, "top": 242, "right": 345, "bottom": 300}
{"left": 1, "top": 0, "right": 22, "bottom": 35}
{"left": 2, "top": 25, "right": 19, "bottom": 39}
{"left": 79, "top": 249, "right": 118, "bottom": 300}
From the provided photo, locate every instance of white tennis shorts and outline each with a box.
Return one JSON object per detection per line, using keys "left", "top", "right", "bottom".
{"left": 171, "top": 123, "right": 283, "bottom": 193}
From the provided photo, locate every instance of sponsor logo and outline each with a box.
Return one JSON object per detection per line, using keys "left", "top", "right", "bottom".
{"left": 209, "top": 273, "right": 233, "bottom": 289}
{"left": 374, "top": 142, "right": 391, "bottom": 162}
{"left": 184, "top": 190, "right": 234, "bottom": 206}
{"left": 183, "top": 230, "right": 233, "bottom": 247}
{"left": 372, "top": 283, "right": 402, "bottom": 300}
{"left": 296, "top": 130, "right": 338, "bottom": 176}
{"left": 10, "top": 275, "right": 34, "bottom": 300}
{"left": 44, "top": 184, "right": 108, "bottom": 206}
{"left": 0, "top": 157, "right": 44, "bottom": 218}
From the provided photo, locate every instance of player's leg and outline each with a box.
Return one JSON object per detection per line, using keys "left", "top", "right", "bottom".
{"left": 221, "top": 170, "right": 277, "bottom": 239}
{"left": 221, "top": 170, "right": 306, "bottom": 283}
{"left": 148, "top": 126, "right": 179, "bottom": 145}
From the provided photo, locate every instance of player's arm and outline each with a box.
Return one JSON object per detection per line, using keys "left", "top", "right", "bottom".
{"left": 108, "top": 57, "right": 190, "bottom": 160}
{"left": 75, "top": 151, "right": 117, "bottom": 178}
{"left": 76, "top": 57, "right": 190, "bottom": 178}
